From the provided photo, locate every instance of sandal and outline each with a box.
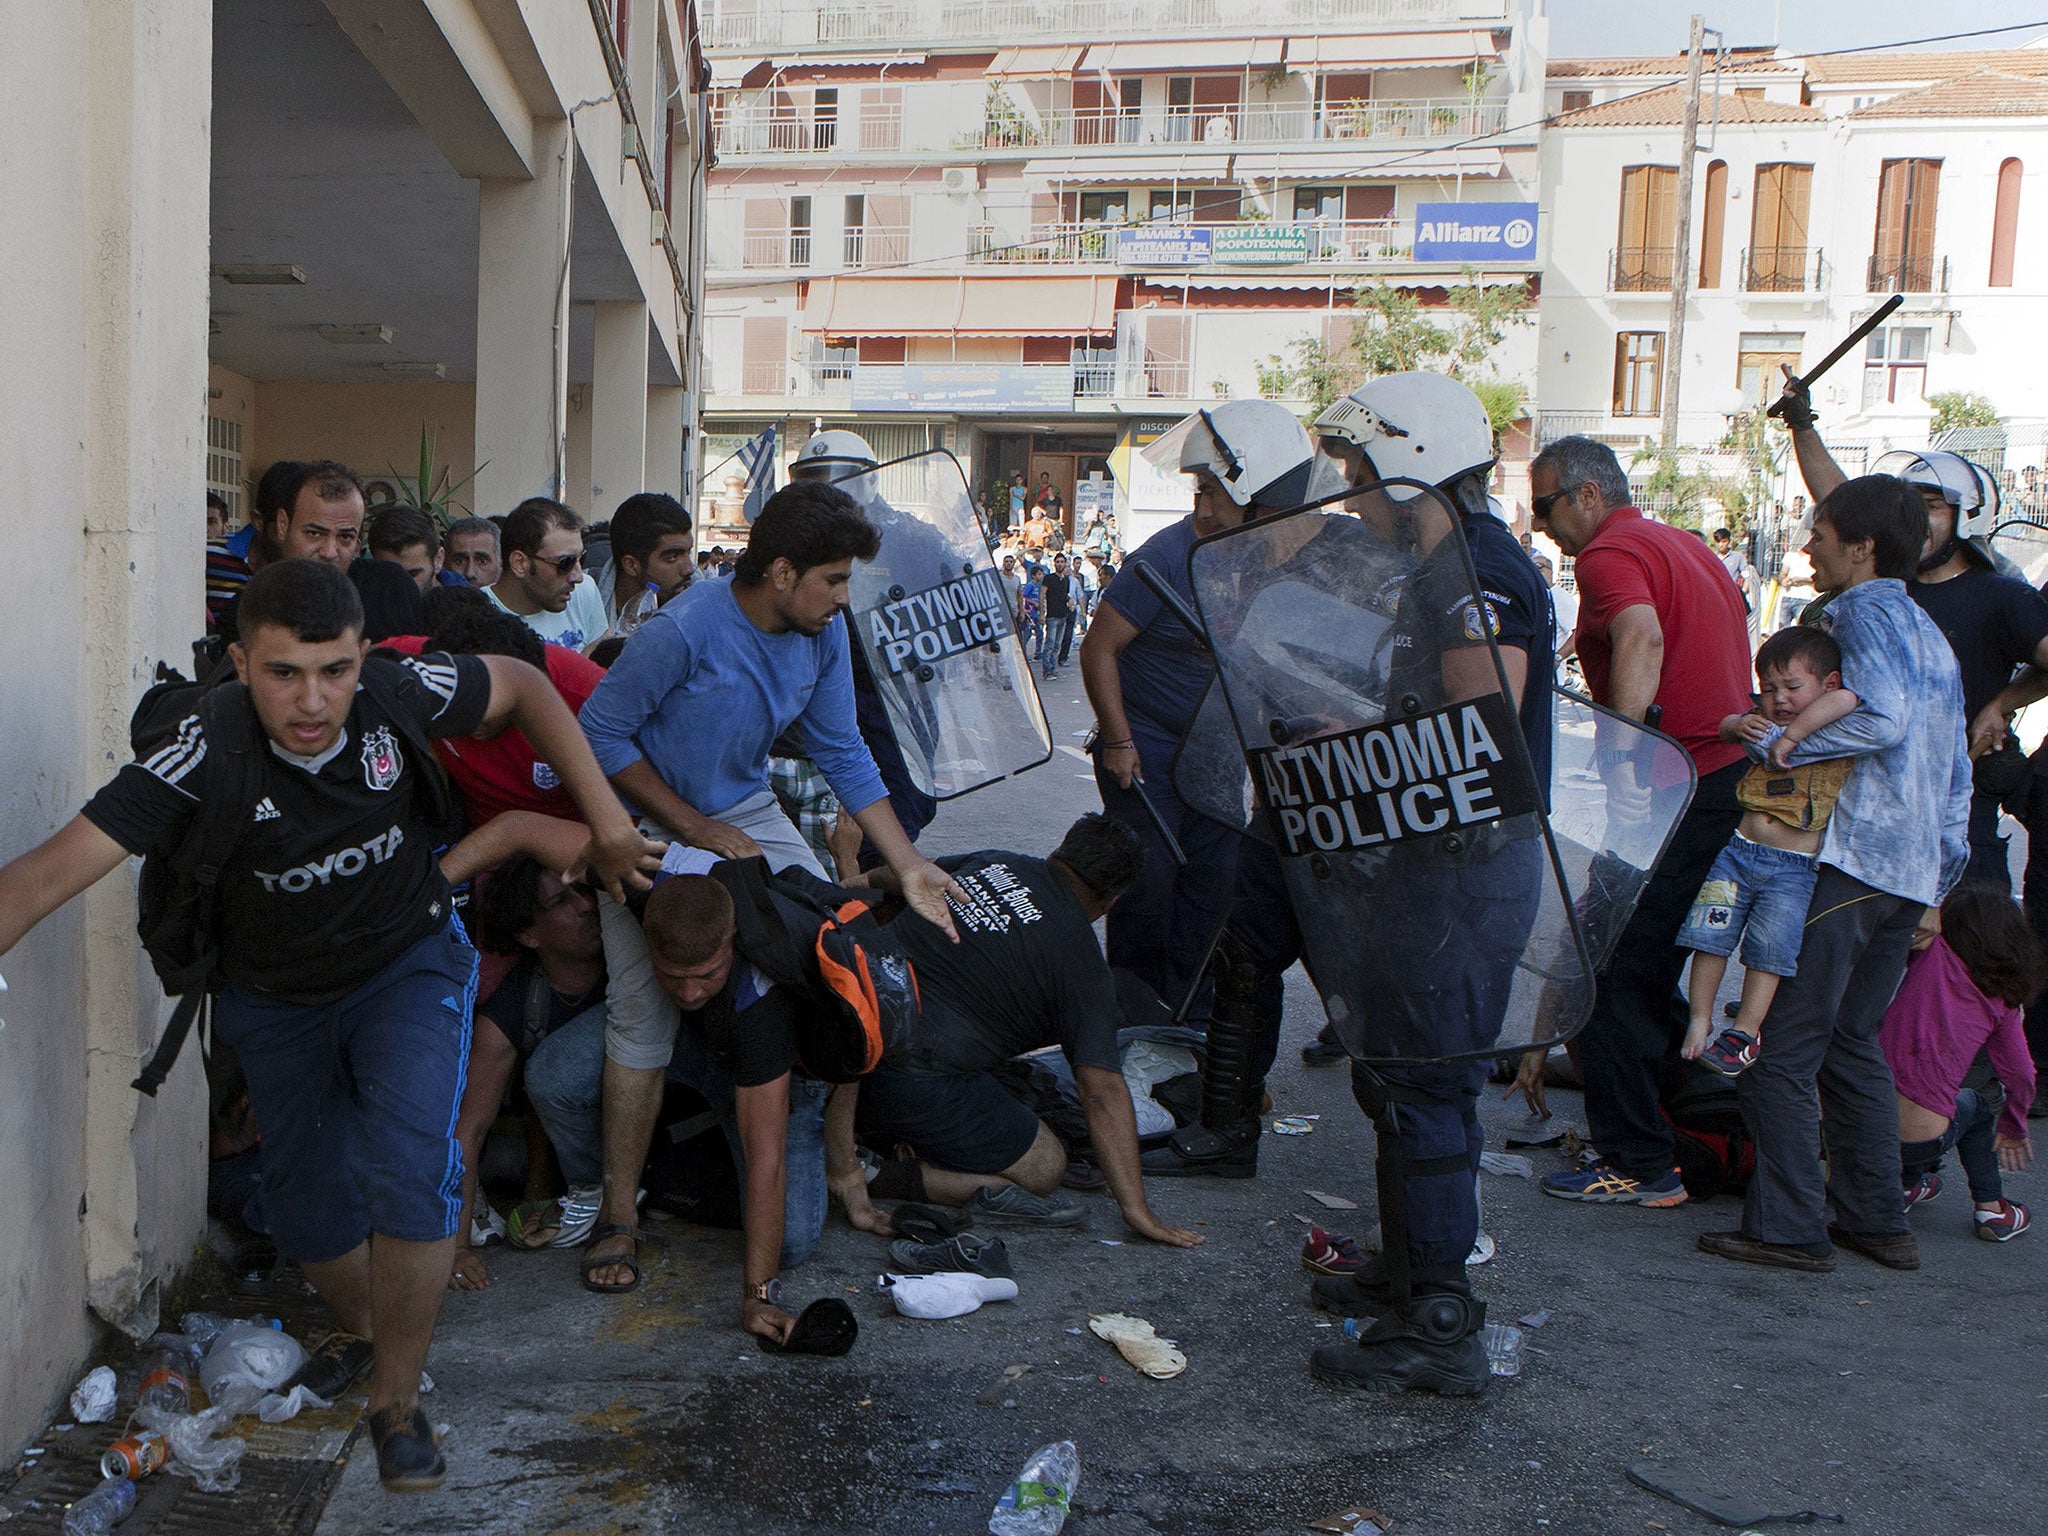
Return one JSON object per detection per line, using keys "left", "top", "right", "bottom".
{"left": 580, "top": 1222, "right": 641, "bottom": 1293}
{"left": 508, "top": 1198, "right": 563, "bottom": 1251}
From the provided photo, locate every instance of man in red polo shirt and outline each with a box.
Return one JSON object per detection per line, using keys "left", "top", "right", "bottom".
{"left": 1526, "top": 436, "right": 1753, "bottom": 1208}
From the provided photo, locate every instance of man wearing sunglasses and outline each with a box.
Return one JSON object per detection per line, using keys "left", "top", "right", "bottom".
{"left": 488, "top": 496, "right": 611, "bottom": 653}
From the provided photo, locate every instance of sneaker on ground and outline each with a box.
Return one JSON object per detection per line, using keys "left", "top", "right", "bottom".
{"left": 967, "top": 1183, "right": 1085, "bottom": 1227}
{"left": 549, "top": 1183, "right": 605, "bottom": 1249}
{"left": 286, "top": 1332, "right": 374, "bottom": 1400}
{"left": 468, "top": 1204, "right": 507, "bottom": 1248}
{"left": 1903, "top": 1171, "right": 1942, "bottom": 1209}
{"left": 1540, "top": 1156, "right": 1688, "bottom": 1207}
{"left": 370, "top": 1404, "right": 445, "bottom": 1493}
{"left": 1301, "top": 1226, "right": 1368, "bottom": 1276}
{"left": 1975, "top": 1199, "right": 2030, "bottom": 1242}
{"left": 1697, "top": 1027, "right": 1759, "bottom": 1077}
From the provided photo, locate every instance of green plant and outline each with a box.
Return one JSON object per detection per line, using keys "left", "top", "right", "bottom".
{"left": 391, "top": 425, "right": 485, "bottom": 529}
{"left": 1628, "top": 442, "right": 1722, "bottom": 528}
{"left": 1467, "top": 378, "right": 1529, "bottom": 449}
{"left": 1445, "top": 268, "right": 1534, "bottom": 379}
{"left": 1929, "top": 390, "right": 1999, "bottom": 433}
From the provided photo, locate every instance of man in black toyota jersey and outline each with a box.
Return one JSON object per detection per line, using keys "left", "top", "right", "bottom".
{"left": 0, "top": 560, "right": 659, "bottom": 1493}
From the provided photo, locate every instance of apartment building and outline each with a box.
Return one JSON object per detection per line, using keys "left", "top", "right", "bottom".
{"left": 1537, "top": 44, "right": 2048, "bottom": 484}
{"left": 0, "top": 0, "right": 705, "bottom": 1459}
{"left": 698, "top": 0, "right": 1545, "bottom": 542}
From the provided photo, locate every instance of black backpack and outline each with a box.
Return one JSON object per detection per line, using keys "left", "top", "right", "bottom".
{"left": 711, "top": 856, "right": 923, "bottom": 1084}
{"left": 128, "top": 658, "right": 451, "bottom": 1095}
{"left": 1656, "top": 1057, "right": 1756, "bottom": 1200}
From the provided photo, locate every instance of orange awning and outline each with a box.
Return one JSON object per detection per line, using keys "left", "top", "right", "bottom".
{"left": 804, "top": 275, "right": 1121, "bottom": 337}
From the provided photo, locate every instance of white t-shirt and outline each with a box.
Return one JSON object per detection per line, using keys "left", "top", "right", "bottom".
{"left": 486, "top": 580, "right": 610, "bottom": 652}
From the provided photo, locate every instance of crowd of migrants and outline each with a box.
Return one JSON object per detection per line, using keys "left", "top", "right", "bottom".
{"left": 1, "top": 367, "right": 2039, "bottom": 1495}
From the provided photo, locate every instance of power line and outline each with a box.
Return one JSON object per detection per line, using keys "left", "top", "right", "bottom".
{"left": 702, "top": 17, "right": 2048, "bottom": 295}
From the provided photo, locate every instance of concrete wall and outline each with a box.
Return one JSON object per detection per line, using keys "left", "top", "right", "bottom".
{"left": 0, "top": 0, "right": 212, "bottom": 1458}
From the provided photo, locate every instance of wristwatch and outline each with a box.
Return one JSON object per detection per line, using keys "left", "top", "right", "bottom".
{"left": 747, "top": 1277, "right": 781, "bottom": 1306}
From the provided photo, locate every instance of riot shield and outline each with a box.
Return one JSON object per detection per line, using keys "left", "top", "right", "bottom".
{"left": 826, "top": 450, "right": 1052, "bottom": 799}
{"left": 1186, "top": 478, "right": 1689, "bottom": 1066}
{"left": 1991, "top": 518, "right": 2048, "bottom": 590}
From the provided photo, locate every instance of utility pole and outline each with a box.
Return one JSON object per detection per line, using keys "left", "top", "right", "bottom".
{"left": 1660, "top": 13, "right": 1705, "bottom": 454}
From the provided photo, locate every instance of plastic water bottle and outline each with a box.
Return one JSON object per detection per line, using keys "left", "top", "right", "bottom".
{"left": 619, "top": 582, "right": 661, "bottom": 633}
{"left": 61, "top": 1479, "right": 137, "bottom": 1535}
{"left": 989, "top": 1441, "right": 1080, "bottom": 1536}
{"left": 138, "top": 1343, "right": 197, "bottom": 1413}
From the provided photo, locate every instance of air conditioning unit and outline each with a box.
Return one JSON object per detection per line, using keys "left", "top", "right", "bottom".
{"left": 940, "top": 166, "right": 976, "bottom": 196}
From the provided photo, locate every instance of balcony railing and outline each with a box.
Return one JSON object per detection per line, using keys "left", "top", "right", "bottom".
{"left": 1610, "top": 245, "right": 1676, "bottom": 293}
{"left": 1867, "top": 252, "right": 1948, "bottom": 294}
{"left": 706, "top": 0, "right": 1500, "bottom": 51}
{"left": 1741, "top": 245, "right": 1825, "bottom": 293}
{"left": 714, "top": 96, "right": 1505, "bottom": 159}
{"left": 968, "top": 217, "right": 1413, "bottom": 266}
{"left": 741, "top": 230, "right": 814, "bottom": 268}
{"left": 718, "top": 357, "right": 1142, "bottom": 403}
{"left": 843, "top": 225, "right": 912, "bottom": 268}
{"left": 974, "top": 99, "right": 1504, "bottom": 151}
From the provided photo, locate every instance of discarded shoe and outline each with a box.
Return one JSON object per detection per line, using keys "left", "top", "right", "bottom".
{"left": 1301, "top": 1226, "right": 1368, "bottom": 1277}
{"left": 886, "top": 1232, "right": 1013, "bottom": 1280}
{"left": 285, "top": 1332, "right": 373, "bottom": 1400}
{"left": 879, "top": 1272, "right": 1020, "bottom": 1319}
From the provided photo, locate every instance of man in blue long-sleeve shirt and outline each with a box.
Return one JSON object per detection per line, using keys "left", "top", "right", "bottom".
{"left": 1701, "top": 476, "right": 1971, "bottom": 1277}
{"left": 576, "top": 482, "right": 964, "bottom": 1307}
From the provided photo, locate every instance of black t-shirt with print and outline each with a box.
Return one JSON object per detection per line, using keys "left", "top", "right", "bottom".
{"left": 83, "top": 652, "right": 492, "bottom": 1002}
{"left": 888, "top": 851, "right": 1119, "bottom": 1076}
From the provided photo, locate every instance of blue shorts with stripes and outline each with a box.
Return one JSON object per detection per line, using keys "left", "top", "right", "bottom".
{"left": 213, "top": 919, "right": 477, "bottom": 1262}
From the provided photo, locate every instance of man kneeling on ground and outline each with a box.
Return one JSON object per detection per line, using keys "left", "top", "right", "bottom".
{"left": 839, "top": 814, "right": 1203, "bottom": 1250}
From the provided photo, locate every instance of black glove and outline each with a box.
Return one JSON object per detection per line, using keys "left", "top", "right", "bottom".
{"left": 1772, "top": 369, "right": 1818, "bottom": 430}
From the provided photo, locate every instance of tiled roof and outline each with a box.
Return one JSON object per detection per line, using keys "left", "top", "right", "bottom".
{"left": 1549, "top": 52, "right": 1784, "bottom": 80}
{"left": 1802, "top": 47, "right": 2048, "bottom": 84}
{"left": 1555, "top": 84, "right": 1824, "bottom": 128}
{"left": 1848, "top": 69, "right": 2048, "bottom": 118}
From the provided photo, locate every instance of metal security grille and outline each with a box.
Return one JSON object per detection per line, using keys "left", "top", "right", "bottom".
{"left": 206, "top": 414, "right": 244, "bottom": 524}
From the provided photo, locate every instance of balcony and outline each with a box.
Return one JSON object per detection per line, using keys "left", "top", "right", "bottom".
{"left": 1741, "top": 245, "right": 1825, "bottom": 294}
{"left": 712, "top": 95, "right": 1506, "bottom": 160}
{"left": 1609, "top": 245, "right": 1675, "bottom": 293}
{"left": 968, "top": 217, "right": 1413, "bottom": 267}
{"left": 706, "top": 0, "right": 1503, "bottom": 52}
{"left": 1867, "top": 252, "right": 1948, "bottom": 294}
{"left": 843, "top": 226, "right": 912, "bottom": 269}
{"left": 741, "top": 230, "right": 813, "bottom": 269}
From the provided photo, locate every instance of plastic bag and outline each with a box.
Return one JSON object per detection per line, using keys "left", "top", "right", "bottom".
{"left": 137, "top": 1383, "right": 261, "bottom": 1494}
{"left": 199, "top": 1321, "right": 306, "bottom": 1398}
{"left": 256, "top": 1383, "right": 332, "bottom": 1423}
{"left": 68, "top": 1365, "right": 118, "bottom": 1423}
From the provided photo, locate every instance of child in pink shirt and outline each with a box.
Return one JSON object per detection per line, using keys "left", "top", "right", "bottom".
{"left": 1880, "top": 883, "right": 2038, "bottom": 1242}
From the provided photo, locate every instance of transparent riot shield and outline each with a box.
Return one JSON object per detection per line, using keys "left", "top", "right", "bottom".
{"left": 826, "top": 450, "right": 1052, "bottom": 799}
{"left": 1186, "top": 478, "right": 1690, "bottom": 1066}
{"left": 1991, "top": 519, "right": 2048, "bottom": 590}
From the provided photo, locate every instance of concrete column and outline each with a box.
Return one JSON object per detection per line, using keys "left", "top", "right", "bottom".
{"left": 565, "top": 382, "right": 593, "bottom": 518}
{"left": 589, "top": 300, "right": 650, "bottom": 514}
{"left": 646, "top": 384, "right": 686, "bottom": 498}
{"left": 475, "top": 117, "right": 571, "bottom": 514}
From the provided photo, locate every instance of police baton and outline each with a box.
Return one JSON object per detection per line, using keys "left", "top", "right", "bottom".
{"left": 1085, "top": 728, "right": 1188, "bottom": 868}
{"left": 1765, "top": 294, "right": 1902, "bottom": 421}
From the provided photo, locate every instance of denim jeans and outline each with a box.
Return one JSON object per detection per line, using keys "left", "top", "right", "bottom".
{"left": 521, "top": 1006, "right": 828, "bottom": 1268}
{"left": 1040, "top": 614, "right": 1074, "bottom": 672}
{"left": 1900, "top": 1086, "right": 2004, "bottom": 1204}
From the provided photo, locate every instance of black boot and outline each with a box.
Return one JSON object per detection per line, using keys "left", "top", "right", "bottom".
{"left": 1144, "top": 938, "right": 1266, "bottom": 1179}
{"left": 1308, "top": 1257, "right": 1463, "bottom": 1318}
{"left": 1310, "top": 1282, "right": 1489, "bottom": 1396}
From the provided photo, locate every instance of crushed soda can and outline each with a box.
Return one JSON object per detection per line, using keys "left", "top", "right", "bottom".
{"left": 101, "top": 1429, "right": 168, "bottom": 1480}
{"left": 1272, "top": 1116, "right": 1315, "bottom": 1136}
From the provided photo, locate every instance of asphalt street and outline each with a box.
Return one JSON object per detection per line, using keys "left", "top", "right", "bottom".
{"left": 316, "top": 678, "right": 2047, "bottom": 1536}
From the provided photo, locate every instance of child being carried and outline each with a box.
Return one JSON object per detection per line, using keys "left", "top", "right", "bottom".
{"left": 1677, "top": 627, "right": 1860, "bottom": 1076}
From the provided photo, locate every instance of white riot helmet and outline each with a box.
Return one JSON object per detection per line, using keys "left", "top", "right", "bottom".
{"left": 791, "top": 428, "right": 880, "bottom": 482}
{"left": 1313, "top": 371, "right": 1496, "bottom": 503}
{"left": 1142, "top": 399, "right": 1315, "bottom": 511}
{"left": 1872, "top": 448, "right": 1996, "bottom": 540}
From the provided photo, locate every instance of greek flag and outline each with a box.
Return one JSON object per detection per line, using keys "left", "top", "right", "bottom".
{"left": 738, "top": 426, "right": 777, "bottom": 523}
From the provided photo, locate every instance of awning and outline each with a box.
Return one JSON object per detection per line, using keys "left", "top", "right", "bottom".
{"left": 988, "top": 45, "right": 1085, "bottom": 77}
{"left": 769, "top": 52, "right": 927, "bottom": 70}
{"left": 1178, "top": 275, "right": 1348, "bottom": 291}
{"left": 1236, "top": 148, "right": 1504, "bottom": 178}
{"left": 1083, "top": 38, "right": 1282, "bottom": 73}
{"left": 1023, "top": 154, "right": 1235, "bottom": 185}
{"left": 1286, "top": 31, "right": 1496, "bottom": 70}
{"left": 804, "top": 274, "right": 1122, "bottom": 336}
{"left": 709, "top": 55, "right": 760, "bottom": 85}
